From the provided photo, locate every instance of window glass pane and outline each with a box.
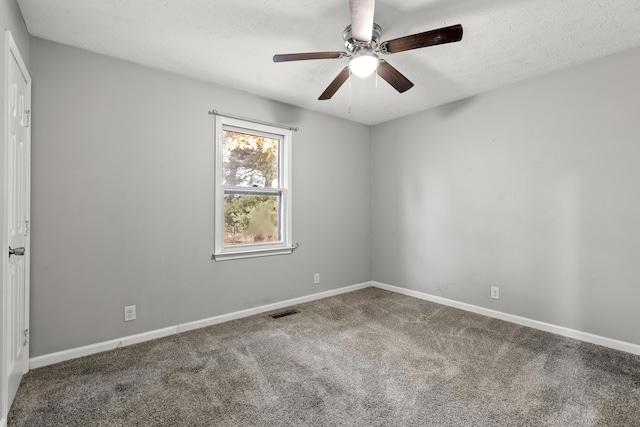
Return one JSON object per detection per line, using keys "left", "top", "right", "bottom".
{"left": 223, "top": 130, "right": 279, "bottom": 188}
{"left": 224, "top": 193, "right": 280, "bottom": 246}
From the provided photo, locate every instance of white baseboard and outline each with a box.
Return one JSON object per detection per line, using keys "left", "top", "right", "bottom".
{"left": 174, "top": 281, "right": 370, "bottom": 334}
{"left": 29, "top": 326, "right": 178, "bottom": 369}
{"left": 30, "top": 282, "right": 372, "bottom": 369}
{"left": 373, "top": 281, "right": 640, "bottom": 356}
{"left": 30, "top": 279, "right": 640, "bottom": 369}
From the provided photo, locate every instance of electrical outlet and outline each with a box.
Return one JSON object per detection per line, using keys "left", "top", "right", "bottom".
{"left": 490, "top": 286, "right": 500, "bottom": 300}
{"left": 124, "top": 305, "right": 136, "bottom": 322}
{"left": 313, "top": 273, "right": 320, "bottom": 284}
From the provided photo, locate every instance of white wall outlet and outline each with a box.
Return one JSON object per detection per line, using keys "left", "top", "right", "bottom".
{"left": 313, "top": 273, "right": 320, "bottom": 284}
{"left": 490, "top": 286, "right": 500, "bottom": 300}
{"left": 124, "top": 305, "right": 136, "bottom": 322}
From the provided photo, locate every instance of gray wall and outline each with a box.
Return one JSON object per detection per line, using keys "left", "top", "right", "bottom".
{"left": 26, "top": 30, "right": 640, "bottom": 356}
{"left": 1, "top": 1, "right": 29, "bottom": 61}
{"left": 1, "top": 0, "right": 30, "bottom": 419}
{"left": 29, "top": 38, "right": 371, "bottom": 357}
{"left": 372, "top": 47, "right": 640, "bottom": 346}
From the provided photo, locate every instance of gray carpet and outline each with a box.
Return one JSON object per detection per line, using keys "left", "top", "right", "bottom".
{"left": 8, "top": 287, "right": 640, "bottom": 426}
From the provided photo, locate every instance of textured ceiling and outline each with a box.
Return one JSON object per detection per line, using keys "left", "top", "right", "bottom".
{"left": 17, "top": 0, "right": 640, "bottom": 125}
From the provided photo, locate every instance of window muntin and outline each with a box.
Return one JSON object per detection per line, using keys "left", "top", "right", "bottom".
{"left": 214, "top": 117, "right": 292, "bottom": 260}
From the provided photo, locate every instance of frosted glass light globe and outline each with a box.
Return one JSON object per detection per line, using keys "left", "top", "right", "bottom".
{"left": 349, "top": 52, "right": 379, "bottom": 77}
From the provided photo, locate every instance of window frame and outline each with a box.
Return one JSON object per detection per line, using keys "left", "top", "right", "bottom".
{"left": 213, "top": 115, "right": 293, "bottom": 261}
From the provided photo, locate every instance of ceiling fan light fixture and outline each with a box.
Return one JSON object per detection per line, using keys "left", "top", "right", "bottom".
{"left": 273, "top": 2, "right": 463, "bottom": 100}
{"left": 349, "top": 51, "right": 379, "bottom": 78}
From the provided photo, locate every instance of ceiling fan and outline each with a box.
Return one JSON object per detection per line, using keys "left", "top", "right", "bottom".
{"left": 273, "top": 0, "right": 463, "bottom": 100}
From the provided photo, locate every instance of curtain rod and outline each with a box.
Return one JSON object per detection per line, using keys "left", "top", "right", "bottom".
{"left": 208, "top": 110, "right": 299, "bottom": 132}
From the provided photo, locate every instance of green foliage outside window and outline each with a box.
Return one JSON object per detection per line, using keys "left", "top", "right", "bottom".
{"left": 224, "top": 195, "right": 278, "bottom": 244}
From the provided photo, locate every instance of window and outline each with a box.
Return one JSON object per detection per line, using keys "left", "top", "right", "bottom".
{"left": 213, "top": 115, "right": 293, "bottom": 260}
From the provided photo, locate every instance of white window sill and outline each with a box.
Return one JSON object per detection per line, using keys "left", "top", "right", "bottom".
{"left": 211, "top": 245, "right": 297, "bottom": 261}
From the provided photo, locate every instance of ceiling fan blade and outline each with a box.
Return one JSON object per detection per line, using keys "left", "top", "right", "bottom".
{"left": 349, "top": 0, "right": 375, "bottom": 42}
{"left": 380, "top": 24, "right": 463, "bottom": 54}
{"left": 273, "top": 52, "right": 346, "bottom": 62}
{"left": 376, "top": 60, "right": 414, "bottom": 93}
{"left": 319, "top": 67, "right": 350, "bottom": 100}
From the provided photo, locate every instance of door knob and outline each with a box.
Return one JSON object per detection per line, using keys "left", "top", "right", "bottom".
{"left": 8, "top": 246, "right": 25, "bottom": 258}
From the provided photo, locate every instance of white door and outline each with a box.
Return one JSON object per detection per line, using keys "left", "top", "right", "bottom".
{"left": 4, "top": 30, "right": 31, "bottom": 410}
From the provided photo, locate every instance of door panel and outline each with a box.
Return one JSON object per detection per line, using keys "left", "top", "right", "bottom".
{"left": 4, "top": 32, "right": 31, "bottom": 411}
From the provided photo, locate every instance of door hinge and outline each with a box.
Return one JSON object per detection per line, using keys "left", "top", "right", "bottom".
{"left": 25, "top": 220, "right": 30, "bottom": 236}
{"left": 23, "top": 328, "right": 29, "bottom": 346}
{"left": 25, "top": 109, "right": 31, "bottom": 128}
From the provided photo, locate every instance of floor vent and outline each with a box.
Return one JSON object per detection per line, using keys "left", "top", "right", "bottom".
{"left": 270, "top": 309, "right": 299, "bottom": 319}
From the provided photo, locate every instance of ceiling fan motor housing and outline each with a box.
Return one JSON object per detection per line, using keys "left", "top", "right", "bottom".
{"left": 342, "top": 23, "right": 382, "bottom": 54}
